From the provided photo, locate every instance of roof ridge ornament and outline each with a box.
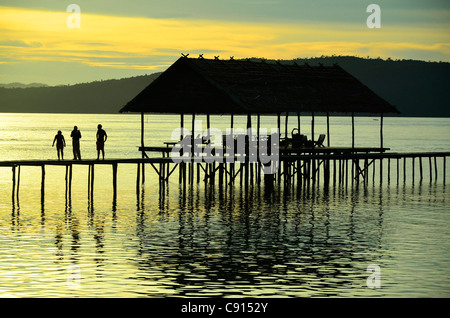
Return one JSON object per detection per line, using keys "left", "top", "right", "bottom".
{"left": 181, "top": 53, "right": 189, "bottom": 58}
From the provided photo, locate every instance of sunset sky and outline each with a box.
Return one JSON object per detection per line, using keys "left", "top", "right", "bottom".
{"left": 0, "top": 0, "right": 449, "bottom": 85}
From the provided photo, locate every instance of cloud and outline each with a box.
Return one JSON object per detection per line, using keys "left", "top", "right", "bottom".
{"left": 0, "top": 40, "right": 42, "bottom": 48}
{"left": 0, "top": 4, "right": 448, "bottom": 84}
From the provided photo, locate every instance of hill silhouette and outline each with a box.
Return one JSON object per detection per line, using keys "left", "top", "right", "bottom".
{"left": 0, "top": 74, "right": 161, "bottom": 114}
{"left": 0, "top": 56, "right": 448, "bottom": 116}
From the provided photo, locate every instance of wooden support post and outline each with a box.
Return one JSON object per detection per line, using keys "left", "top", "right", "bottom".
{"left": 166, "top": 161, "right": 170, "bottom": 183}
{"left": 136, "top": 163, "right": 140, "bottom": 193}
{"left": 372, "top": 159, "right": 376, "bottom": 183}
{"left": 112, "top": 163, "right": 118, "bottom": 200}
{"left": 90, "top": 164, "right": 94, "bottom": 198}
{"left": 69, "top": 164, "right": 73, "bottom": 196}
{"left": 179, "top": 113, "right": 184, "bottom": 184}
{"left": 88, "top": 165, "right": 91, "bottom": 192}
{"left": 318, "top": 159, "right": 321, "bottom": 185}
{"left": 277, "top": 113, "right": 281, "bottom": 182}
{"left": 12, "top": 165, "right": 16, "bottom": 199}
{"left": 434, "top": 156, "right": 438, "bottom": 181}
{"left": 160, "top": 162, "right": 164, "bottom": 183}
{"left": 219, "top": 163, "right": 224, "bottom": 185}
{"left": 361, "top": 159, "right": 366, "bottom": 185}
{"left": 65, "top": 165, "right": 69, "bottom": 197}
{"left": 345, "top": 159, "right": 349, "bottom": 187}
{"left": 326, "top": 112, "right": 330, "bottom": 147}
{"left": 284, "top": 112, "right": 288, "bottom": 145}
{"left": 444, "top": 157, "right": 446, "bottom": 184}
{"left": 190, "top": 114, "right": 195, "bottom": 185}
{"left": 311, "top": 159, "right": 316, "bottom": 185}
{"left": 429, "top": 157, "right": 432, "bottom": 183}
{"left": 412, "top": 157, "right": 415, "bottom": 184}
{"left": 333, "top": 159, "right": 337, "bottom": 185}
{"left": 141, "top": 112, "right": 145, "bottom": 158}
{"left": 380, "top": 113, "right": 384, "bottom": 149}
{"left": 311, "top": 112, "right": 315, "bottom": 147}
{"left": 396, "top": 158, "right": 399, "bottom": 184}
{"left": 307, "top": 159, "right": 311, "bottom": 187}
{"left": 257, "top": 113, "right": 261, "bottom": 184}
{"left": 142, "top": 162, "right": 145, "bottom": 185}
{"left": 380, "top": 158, "right": 383, "bottom": 184}
{"left": 403, "top": 157, "right": 406, "bottom": 183}
{"left": 351, "top": 159, "right": 354, "bottom": 184}
{"left": 16, "top": 165, "right": 20, "bottom": 199}
{"left": 355, "top": 159, "right": 360, "bottom": 184}
{"left": 41, "top": 165, "right": 46, "bottom": 203}
{"left": 324, "top": 159, "right": 330, "bottom": 189}
{"left": 207, "top": 113, "right": 212, "bottom": 185}
{"left": 351, "top": 112, "right": 355, "bottom": 149}
{"left": 388, "top": 158, "right": 391, "bottom": 183}
{"left": 419, "top": 157, "right": 423, "bottom": 181}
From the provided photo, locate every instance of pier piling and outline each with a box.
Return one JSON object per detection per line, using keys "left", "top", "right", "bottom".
{"left": 1, "top": 152, "right": 449, "bottom": 200}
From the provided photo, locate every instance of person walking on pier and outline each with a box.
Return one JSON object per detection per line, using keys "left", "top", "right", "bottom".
{"left": 52, "top": 130, "right": 66, "bottom": 160}
{"left": 71, "top": 126, "right": 82, "bottom": 160}
{"left": 96, "top": 124, "right": 107, "bottom": 160}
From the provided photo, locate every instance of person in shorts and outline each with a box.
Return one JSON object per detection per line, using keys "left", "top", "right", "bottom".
{"left": 52, "top": 130, "right": 66, "bottom": 160}
{"left": 71, "top": 126, "right": 82, "bottom": 160}
{"left": 96, "top": 124, "right": 108, "bottom": 160}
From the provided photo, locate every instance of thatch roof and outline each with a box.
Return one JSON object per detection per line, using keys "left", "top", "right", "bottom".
{"left": 120, "top": 56, "right": 399, "bottom": 115}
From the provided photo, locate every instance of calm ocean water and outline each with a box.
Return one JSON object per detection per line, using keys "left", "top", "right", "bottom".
{"left": 0, "top": 113, "right": 449, "bottom": 298}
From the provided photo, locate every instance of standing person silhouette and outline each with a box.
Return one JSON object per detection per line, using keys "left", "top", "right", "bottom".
{"left": 52, "top": 130, "right": 66, "bottom": 160}
{"left": 96, "top": 124, "right": 107, "bottom": 160}
{"left": 71, "top": 126, "right": 82, "bottom": 160}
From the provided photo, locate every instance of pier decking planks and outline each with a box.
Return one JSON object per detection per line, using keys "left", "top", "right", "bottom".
{"left": 1, "top": 152, "right": 449, "bottom": 200}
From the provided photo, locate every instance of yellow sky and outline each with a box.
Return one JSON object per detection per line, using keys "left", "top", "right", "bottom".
{"left": 0, "top": 5, "right": 449, "bottom": 83}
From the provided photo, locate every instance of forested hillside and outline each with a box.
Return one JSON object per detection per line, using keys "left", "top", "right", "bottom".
{"left": 0, "top": 56, "right": 448, "bottom": 116}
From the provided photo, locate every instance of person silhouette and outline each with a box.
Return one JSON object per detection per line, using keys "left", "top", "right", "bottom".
{"left": 52, "top": 130, "right": 66, "bottom": 160}
{"left": 96, "top": 124, "right": 107, "bottom": 160}
{"left": 70, "top": 126, "right": 82, "bottom": 160}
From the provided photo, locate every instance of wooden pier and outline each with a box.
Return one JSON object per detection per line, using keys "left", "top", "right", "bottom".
{"left": 2, "top": 151, "right": 448, "bottom": 203}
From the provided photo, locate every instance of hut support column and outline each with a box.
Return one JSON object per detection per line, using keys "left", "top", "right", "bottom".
{"left": 326, "top": 112, "right": 330, "bottom": 147}
{"left": 140, "top": 112, "right": 145, "bottom": 184}
{"left": 351, "top": 112, "right": 355, "bottom": 149}
{"left": 256, "top": 114, "right": 261, "bottom": 183}
{"left": 190, "top": 114, "right": 195, "bottom": 185}
{"left": 285, "top": 112, "right": 289, "bottom": 144}
{"left": 277, "top": 113, "right": 281, "bottom": 182}
{"left": 180, "top": 113, "right": 185, "bottom": 184}
{"left": 380, "top": 113, "right": 384, "bottom": 150}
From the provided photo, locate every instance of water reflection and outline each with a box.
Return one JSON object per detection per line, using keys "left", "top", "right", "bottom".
{"left": 2, "top": 178, "right": 448, "bottom": 297}
{"left": 128, "top": 182, "right": 389, "bottom": 297}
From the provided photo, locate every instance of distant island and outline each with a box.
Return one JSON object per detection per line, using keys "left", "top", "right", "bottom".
{"left": 0, "top": 56, "right": 449, "bottom": 117}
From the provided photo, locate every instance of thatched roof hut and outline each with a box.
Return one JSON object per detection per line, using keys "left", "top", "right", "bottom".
{"left": 120, "top": 56, "right": 399, "bottom": 115}
{"left": 120, "top": 56, "right": 399, "bottom": 153}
